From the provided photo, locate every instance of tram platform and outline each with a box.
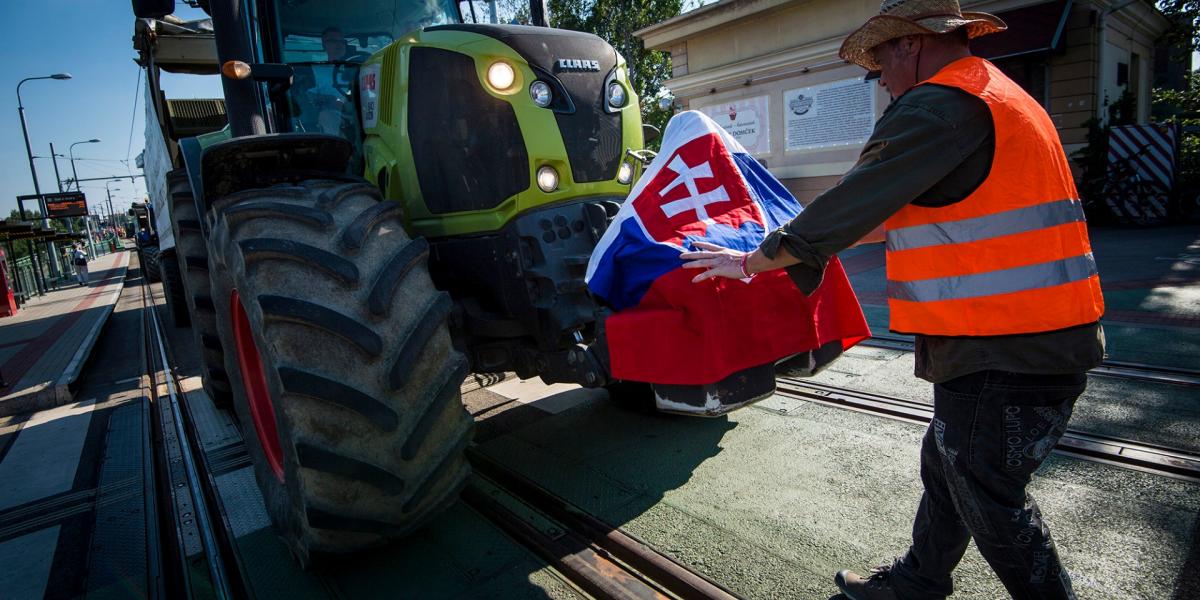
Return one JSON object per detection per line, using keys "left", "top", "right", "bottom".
{"left": 0, "top": 250, "right": 132, "bottom": 417}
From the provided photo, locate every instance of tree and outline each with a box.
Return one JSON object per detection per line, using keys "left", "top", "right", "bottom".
{"left": 549, "top": 0, "right": 683, "bottom": 141}
{"left": 1155, "top": 2, "right": 1200, "bottom": 216}
{"left": 7, "top": 208, "right": 41, "bottom": 222}
{"left": 1158, "top": 1, "right": 1200, "bottom": 59}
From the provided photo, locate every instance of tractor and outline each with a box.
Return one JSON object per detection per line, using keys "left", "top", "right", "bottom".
{"left": 132, "top": 0, "right": 659, "bottom": 566}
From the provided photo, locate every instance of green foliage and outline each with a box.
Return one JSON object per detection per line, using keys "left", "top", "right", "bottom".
{"left": 7, "top": 208, "right": 41, "bottom": 222}
{"left": 549, "top": 0, "right": 683, "bottom": 145}
{"left": 1154, "top": 71, "right": 1200, "bottom": 201}
{"left": 1157, "top": 1, "right": 1200, "bottom": 60}
{"left": 1071, "top": 117, "right": 1111, "bottom": 217}
{"left": 1108, "top": 87, "right": 1138, "bottom": 126}
{"left": 1154, "top": 1, "right": 1200, "bottom": 213}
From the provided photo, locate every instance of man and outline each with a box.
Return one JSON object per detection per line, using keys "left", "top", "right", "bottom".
{"left": 71, "top": 243, "right": 89, "bottom": 287}
{"left": 682, "top": 1, "right": 1105, "bottom": 598}
{"left": 320, "top": 26, "right": 348, "bottom": 62}
{"left": 306, "top": 27, "right": 356, "bottom": 136}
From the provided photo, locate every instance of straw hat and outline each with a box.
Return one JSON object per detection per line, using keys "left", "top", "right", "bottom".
{"left": 840, "top": 0, "right": 1007, "bottom": 71}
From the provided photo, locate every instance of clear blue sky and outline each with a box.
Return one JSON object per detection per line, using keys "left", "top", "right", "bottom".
{"left": 1, "top": 1, "right": 221, "bottom": 220}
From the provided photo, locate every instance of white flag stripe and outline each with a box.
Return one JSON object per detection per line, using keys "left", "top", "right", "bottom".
{"left": 586, "top": 111, "right": 751, "bottom": 283}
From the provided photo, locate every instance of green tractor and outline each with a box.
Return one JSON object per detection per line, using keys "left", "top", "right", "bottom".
{"left": 133, "top": 0, "right": 652, "bottom": 565}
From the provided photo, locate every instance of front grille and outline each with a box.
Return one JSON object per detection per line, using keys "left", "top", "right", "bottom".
{"left": 427, "top": 25, "right": 623, "bottom": 183}
{"left": 379, "top": 45, "right": 399, "bottom": 125}
{"left": 555, "top": 88, "right": 622, "bottom": 183}
{"left": 408, "top": 47, "right": 529, "bottom": 214}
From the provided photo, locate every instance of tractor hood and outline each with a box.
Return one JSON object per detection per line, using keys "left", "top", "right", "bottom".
{"left": 426, "top": 24, "right": 618, "bottom": 78}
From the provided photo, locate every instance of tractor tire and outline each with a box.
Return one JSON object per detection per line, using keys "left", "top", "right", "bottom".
{"left": 167, "top": 169, "right": 234, "bottom": 408}
{"left": 206, "top": 179, "right": 474, "bottom": 567}
{"left": 141, "top": 245, "right": 161, "bottom": 282}
{"left": 160, "top": 251, "right": 191, "bottom": 327}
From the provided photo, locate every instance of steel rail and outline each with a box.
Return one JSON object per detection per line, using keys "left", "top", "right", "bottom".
{"left": 461, "top": 480, "right": 670, "bottom": 600}
{"left": 467, "top": 449, "right": 743, "bottom": 600}
{"left": 140, "top": 267, "right": 237, "bottom": 599}
{"left": 858, "top": 334, "right": 1200, "bottom": 387}
{"left": 775, "top": 377, "right": 1200, "bottom": 484}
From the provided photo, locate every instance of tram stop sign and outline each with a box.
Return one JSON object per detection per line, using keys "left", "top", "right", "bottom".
{"left": 44, "top": 191, "right": 89, "bottom": 218}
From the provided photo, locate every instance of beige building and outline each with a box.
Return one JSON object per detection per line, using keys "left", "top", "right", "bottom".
{"left": 637, "top": 0, "right": 1170, "bottom": 203}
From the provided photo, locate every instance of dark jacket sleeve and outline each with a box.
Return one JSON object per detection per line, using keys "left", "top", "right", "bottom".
{"left": 760, "top": 85, "right": 993, "bottom": 293}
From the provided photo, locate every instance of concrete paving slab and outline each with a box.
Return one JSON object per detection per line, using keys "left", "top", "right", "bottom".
{"left": 475, "top": 385, "right": 1200, "bottom": 599}
{"left": 487, "top": 377, "right": 600, "bottom": 414}
{"left": 0, "top": 251, "right": 130, "bottom": 416}
{"left": 0, "top": 526, "right": 59, "bottom": 600}
{"left": 0, "top": 399, "right": 96, "bottom": 511}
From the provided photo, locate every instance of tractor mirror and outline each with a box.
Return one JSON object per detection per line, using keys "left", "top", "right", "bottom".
{"left": 131, "top": 0, "right": 174, "bottom": 19}
{"left": 642, "top": 124, "right": 661, "bottom": 144}
{"left": 530, "top": 0, "right": 550, "bottom": 27}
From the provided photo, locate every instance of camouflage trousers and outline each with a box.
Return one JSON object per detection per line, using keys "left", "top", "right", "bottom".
{"left": 891, "top": 370, "right": 1086, "bottom": 600}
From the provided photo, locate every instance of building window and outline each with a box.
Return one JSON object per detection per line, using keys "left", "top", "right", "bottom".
{"left": 994, "top": 58, "right": 1047, "bottom": 108}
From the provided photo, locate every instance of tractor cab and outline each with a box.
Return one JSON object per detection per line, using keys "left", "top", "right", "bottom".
{"left": 128, "top": 202, "right": 157, "bottom": 247}
{"left": 266, "top": 0, "right": 462, "bottom": 144}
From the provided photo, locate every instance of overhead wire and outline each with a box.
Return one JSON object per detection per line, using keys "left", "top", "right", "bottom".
{"left": 126, "top": 67, "right": 142, "bottom": 179}
{"left": 70, "top": 157, "right": 128, "bottom": 163}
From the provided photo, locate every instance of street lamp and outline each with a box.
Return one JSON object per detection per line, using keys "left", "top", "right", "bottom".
{"left": 16, "top": 72, "right": 72, "bottom": 292}
{"left": 105, "top": 182, "right": 121, "bottom": 228}
{"left": 69, "top": 139, "right": 100, "bottom": 191}
{"left": 64, "top": 139, "right": 101, "bottom": 257}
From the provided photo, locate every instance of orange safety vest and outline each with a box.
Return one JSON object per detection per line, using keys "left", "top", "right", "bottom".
{"left": 884, "top": 57, "right": 1104, "bottom": 336}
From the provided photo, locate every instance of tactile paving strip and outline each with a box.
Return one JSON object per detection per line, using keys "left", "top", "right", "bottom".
{"left": 85, "top": 400, "right": 148, "bottom": 598}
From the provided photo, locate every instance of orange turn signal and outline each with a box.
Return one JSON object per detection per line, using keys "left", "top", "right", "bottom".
{"left": 222, "top": 60, "right": 252, "bottom": 80}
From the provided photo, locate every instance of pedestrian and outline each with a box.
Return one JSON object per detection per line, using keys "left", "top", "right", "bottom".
{"left": 681, "top": 1, "right": 1105, "bottom": 598}
{"left": 71, "top": 243, "right": 89, "bottom": 287}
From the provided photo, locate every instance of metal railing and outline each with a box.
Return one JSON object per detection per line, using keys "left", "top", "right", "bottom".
{"left": 5, "top": 237, "right": 123, "bottom": 304}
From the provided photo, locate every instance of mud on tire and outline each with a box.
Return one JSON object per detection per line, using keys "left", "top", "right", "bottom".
{"left": 167, "top": 169, "right": 234, "bottom": 408}
{"left": 206, "top": 179, "right": 474, "bottom": 567}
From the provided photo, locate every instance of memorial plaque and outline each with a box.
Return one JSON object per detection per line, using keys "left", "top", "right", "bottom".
{"left": 784, "top": 78, "right": 877, "bottom": 152}
{"left": 697, "top": 95, "right": 771, "bottom": 155}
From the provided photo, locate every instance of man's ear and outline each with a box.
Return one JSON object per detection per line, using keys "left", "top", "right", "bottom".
{"left": 898, "top": 35, "right": 922, "bottom": 57}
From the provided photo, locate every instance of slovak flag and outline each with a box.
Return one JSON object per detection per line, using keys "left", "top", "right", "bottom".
{"left": 586, "top": 111, "right": 869, "bottom": 385}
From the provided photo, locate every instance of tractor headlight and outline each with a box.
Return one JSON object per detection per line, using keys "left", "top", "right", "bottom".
{"left": 536, "top": 166, "right": 559, "bottom": 192}
{"left": 607, "top": 81, "right": 627, "bottom": 109}
{"left": 617, "top": 161, "right": 634, "bottom": 184}
{"left": 529, "top": 81, "right": 553, "bottom": 107}
{"left": 487, "top": 61, "right": 516, "bottom": 91}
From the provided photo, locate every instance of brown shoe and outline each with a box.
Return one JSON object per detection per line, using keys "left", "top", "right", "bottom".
{"left": 835, "top": 567, "right": 899, "bottom": 600}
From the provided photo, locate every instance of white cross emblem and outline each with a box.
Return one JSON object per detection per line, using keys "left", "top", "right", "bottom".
{"left": 659, "top": 155, "right": 728, "bottom": 224}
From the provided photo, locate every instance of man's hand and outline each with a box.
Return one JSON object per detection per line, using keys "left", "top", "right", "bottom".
{"left": 680, "top": 242, "right": 751, "bottom": 283}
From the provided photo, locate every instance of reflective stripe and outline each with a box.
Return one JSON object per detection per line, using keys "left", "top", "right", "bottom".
{"left": 886, "top": 199, "right": 1086, "bottom": 252}
{"left": 887, "top": 253, "right": 1098, "bottom": 303}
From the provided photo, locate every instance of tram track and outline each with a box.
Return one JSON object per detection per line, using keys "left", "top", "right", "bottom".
{"left": 465, "top": 450, "right": 742, "bottom": 600}
{"left": 140, "top": 262, "right": 244, "bottom": 600}
{"left": 774, "top": 377, "right": 1200, "bottom": 484}
{"left": 136, "top": 270, "right": 737, "bottom": 599}
{"left": 860, "top": 334, "right": 1200, "bottom": 387}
